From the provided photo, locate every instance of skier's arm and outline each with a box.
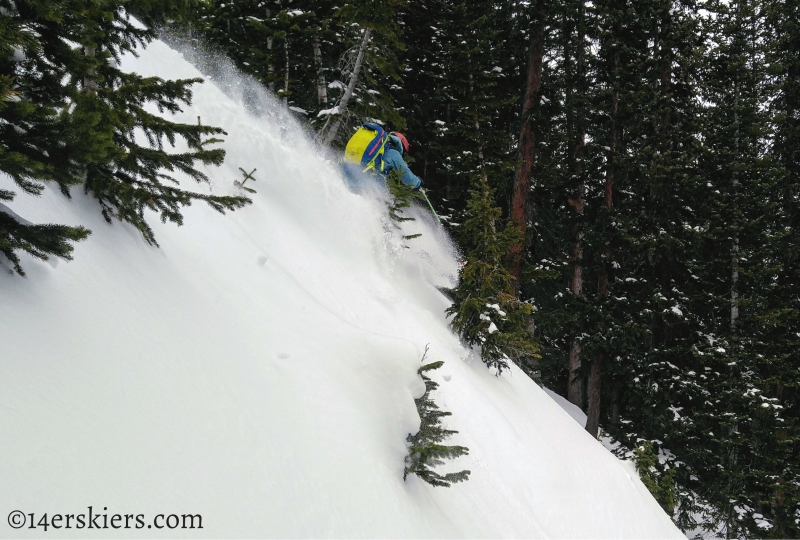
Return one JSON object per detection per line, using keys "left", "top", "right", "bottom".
{"left": 398, "top": 159, "right": 422, "bottom": 189}
{"left": 384, "top": 150, "right": 422, "bottom": 189}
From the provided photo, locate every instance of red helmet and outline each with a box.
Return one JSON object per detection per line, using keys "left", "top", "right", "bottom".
{"left": 391, "top": 131, "right": 409, "bottom": 153}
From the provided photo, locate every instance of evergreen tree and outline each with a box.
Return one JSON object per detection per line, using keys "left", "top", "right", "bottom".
{"left": 385, "top": 169, "right": 426, "bottom": 236}
{"left": 588, "top": 0, "right": 708, "bottom": 514}
{"left": 196, "top": 0, "right": 403, "bottom": 140}
{"left": 396, "top": 0, "right": 527, "bottom": 226}
{"left": 633, "top": 442, "right": 678, "bottom": 515}
{"left": 0, "top": 0, "right": 249, "bottom": 274}
{"left": 447, "top": 173, "right": 539, "bottom": 373}
{"left": 128, "top": 0, "right": 199, "bottom": 26}
{"left": 761, "top": 0, "right": 800, "bottom": 534}
{"left": 391, "top": 0, "right": 447, "bottom": 198}
{"left": 0, "top": 0, "right": 95, "bottom": 274}
{"left": 404, "top": 349, "right": 471, "bottom": 488}
{"left": 195, "top": 0, "right": 265, "bottom": 78}
{"left": 662, "top": 1, "right": 784, "bottom": 534}
{"left": 510, "top": 0, "right": 549, "bottom": 283}
{"left": 75, "top": 0, "right": 250, "bottom": 246}
{"left": 0, "top": 203, "right": 90, "bottom": 275}
{"left": 196, "top": 0, "right": 315, "bottom": 104}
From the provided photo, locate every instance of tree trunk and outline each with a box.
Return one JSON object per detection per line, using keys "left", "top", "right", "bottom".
{"left": 320, "top": 28, "right": 372, "bottom": 147}
{"left": 585, "top": 208, "right": 608, "bottom": 437}
{"left": 313, "top": 34, "right": 327, "bottom": 105}
{"left": 510, "top": 13, "right": 545, "bottom": 285}
{"left": 567, "top": 250, "right": 583, "bottom": 408}
{"left": 266, "top": 9, "right": 275, "bottom": 92}
{"left": 567, "top": 1, "right": 587, "bottom": 409}
{"left": 586, "top": 355, "right": 603, "bottom": 436}
{"left": 586, "top": 89, "right": 617, "bottom": 439}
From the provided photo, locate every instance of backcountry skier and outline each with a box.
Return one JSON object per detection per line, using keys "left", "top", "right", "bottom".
{"left": 341, "top": 123, "right": 421, "bottom": 191}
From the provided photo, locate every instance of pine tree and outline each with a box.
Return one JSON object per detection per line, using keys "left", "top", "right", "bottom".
{"left": 74, "top": 0, "right": 250, "bottom": 246}
{"left": 195, "top": 0, "right": 404, "bottom": 141}
{"left": 385, "top": 169, "right": 426, "bottom": 234}
{"left": 760, "top": 0, "right": 800, "bottom": 535}
{"left": 633, "top": 441, "right": 678, "bottom": 514}
{"left": 0, "top": 0, "right": 95, "bottom": 274}
{"left": 127, "top": 0, "right": 199, "bottom": 26}
{"left": 1, "top": 0, "right": 250, "bottom": 275}
{"left": 404, "top": 349, "right": 470, "bottom": 488}
{"left": 392, "top": 0, "right": 446, "bottom": 183}
{"left": 0, "top": 203, "right": 90, "bottom": 275}
{"left": 584, "top": 0, "right": 798, "bottom": 534}
{"left": 447, "top": 173, "right": 539, "bottom": 373}
{"left": 662, "top": 1, "right": 784, "bottom": 534}
{"left": 195, "top": 0, "right": 263, "bottom": 74}
{"left": 197, "top": 0, "right": 314, "bottom": 105}
{"left": 589, "top": 0, "right": 706, "bottom": 441}
{"left": 396, "top": 0, "right": 527, "bottom": 226}
{"left": 509, "top": 0, "right": 576, "bottom": 397}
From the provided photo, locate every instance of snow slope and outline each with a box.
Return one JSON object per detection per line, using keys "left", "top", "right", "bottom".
{"left": 0, "top": 39, "right": 682, "bottom": 538}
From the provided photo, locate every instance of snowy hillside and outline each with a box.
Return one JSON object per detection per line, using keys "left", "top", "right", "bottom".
{"left": 0, "top": 40, "right": 682, "bottom": 538}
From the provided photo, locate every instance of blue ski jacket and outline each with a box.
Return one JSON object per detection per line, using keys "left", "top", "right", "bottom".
{"left": 381, "top": 135, "right": 422, "bottom": 189}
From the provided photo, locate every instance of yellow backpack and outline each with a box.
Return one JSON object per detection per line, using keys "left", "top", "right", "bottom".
{"left": 343, "top": 123, "right": 390, "bottom": 174}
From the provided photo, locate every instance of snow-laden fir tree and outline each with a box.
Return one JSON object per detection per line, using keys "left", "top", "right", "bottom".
{"left": 760, "top": 0, "right": 800, "bottom": 534}
{"left": 598, "top": 4, "right": 725, "bottom": 523}
{"left": 404, "top": 350, "right": 470, "bottom": 488}
{"left": 395, "top": 0, "right": 526, "bottom": 227}
{"left": 447, "top": 172, "right": 539, "bottom": 374}
{"left": 580, "top": 0, "right": 710, "bottom": 525}
{"left": 665, "top": 1, "right": 787, "bottom": 534}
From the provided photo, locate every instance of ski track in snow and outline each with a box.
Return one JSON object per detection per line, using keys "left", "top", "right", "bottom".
{"left": 0, "top": 39, "right": 683, "bottom": 539}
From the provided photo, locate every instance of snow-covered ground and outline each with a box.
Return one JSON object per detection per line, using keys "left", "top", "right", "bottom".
{"left": 0, "top": 39, "right": 682, "bottom": 538}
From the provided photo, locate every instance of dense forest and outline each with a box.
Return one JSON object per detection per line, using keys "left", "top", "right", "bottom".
{"left": 2, "top": 0, "right": 798, "bottom": 537}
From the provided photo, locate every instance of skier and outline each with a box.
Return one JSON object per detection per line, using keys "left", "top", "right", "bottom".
{"left": 342, "top": 123, "right": 422, "bottom": 192}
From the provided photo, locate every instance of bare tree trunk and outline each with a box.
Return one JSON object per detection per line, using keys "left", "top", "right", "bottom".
{"left": 586, "top": 356, "right": 602, "bottom": 436}
{"left": 725, "top": 78, "right": 742, "bottom": 540}
{"left": 585, "top": 247, "right": 609, "bottom": 437}
{"left": 567, "top": 192, "right": 584, "bottom": 407}
{"left": 510, "top": 14, "right": 545, "bottom": 285}
{"left": 731, "top": 238, "right": 739, "bottom": 327}
{"left": 320, "top": 28, "right": 372, "bottom": 147}
{"left": 567, "top": 2, "right": 586, "bottom": 409}
{"left": 586, "top": 86, "right": 617, "bottom": 439}
{"left": 313, "top": 34, "right": 327, "bottom": 105}
{"left": 585, "top": 180, "right": 609, "bottom": 436}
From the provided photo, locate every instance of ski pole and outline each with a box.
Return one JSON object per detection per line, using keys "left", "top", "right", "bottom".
{"left": 419, "top": 188, "right": 442, "bottom": 225}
